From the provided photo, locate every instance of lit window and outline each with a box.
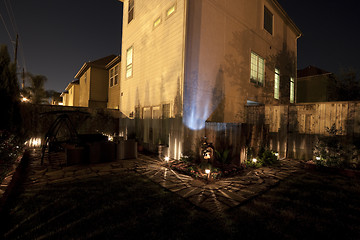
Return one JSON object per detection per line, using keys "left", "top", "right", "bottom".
{"left": 128, "top": 0, "right": 134, "bottom": 24}
{"left": 126, "top": 46, "right": 133, "bottom": 78}
{"left": 250, "top": 52, "right": 265, "bottom": 86}
{"left": 153, "top": 17, "right": 161, "bottom": 28}
{"left": 290, "top": 77, "right": 295, "bottom": 103}
{"left": 274, "top": 68, "right": 280, "bottom": 99}
{"left": 264, "top": 6, "right": 273, "bottom": 35}
{"left": 167, "top": 4, "right": 176, "bottom": 17}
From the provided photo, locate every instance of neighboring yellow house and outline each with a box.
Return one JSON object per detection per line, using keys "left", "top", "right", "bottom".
{"left": 74, "top": 55, "right": 116, "bottom": 108}
{"left": 106, "top": 56, "right": 121, "bottom": 109}
{"left": 118, "top": 0, "right": 301, "bottom": 158}
{"left": 65, "top": 80, "right": 80, "bottom": 106}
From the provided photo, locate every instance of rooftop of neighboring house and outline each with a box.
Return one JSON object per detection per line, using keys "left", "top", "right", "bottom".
{"left": 74, "top": 55, "right": 117, "bottom": 79}
{"left": 106, "top": 55, "right": 121, "bottom": 70}
{"left": 297, "top": 66, "right": 332, "bottom": 78}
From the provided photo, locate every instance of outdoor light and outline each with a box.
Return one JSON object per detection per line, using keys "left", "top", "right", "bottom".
{"left": 21, "top": 97, "right": 29, "bottom": 102}
{"left": 252, "top": 158, "right": 257, "bottom": 163}
{"left": 205, "top": 169, "right": 211, "bottom": 174}
{"left": 316, "top": 156, "right": 321, "bottom": 161}
{"left": 164, "top": 156, "right": 170, "bottom": 162}
{"left": 275, "top": 153, "right": 279, "bottom": 157}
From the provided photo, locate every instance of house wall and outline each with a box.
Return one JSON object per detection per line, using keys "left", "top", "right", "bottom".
{"left": 184, "top": 0, "right": 300, "bottom": 127}
{"left": 297, "top": 74, "right": 332, "bottom": 103}
{"left": 90, "top": 67, "right": 109, "bottom": 104}
{"left": 120, "top": 0, "right": 186, "bottom": 118}
{"left": 108, "top": 63, "right": 121, "bottom": 109}
{"left": 79, "top": 69, "right": 90, "bottom": 107}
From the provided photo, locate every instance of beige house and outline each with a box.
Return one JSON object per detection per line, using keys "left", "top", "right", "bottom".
{"left": 61, "top": 80, "right": 80, "bottom": 106}
{"left": 106, "top": 56, "right": 121, "bottom": 109}
{"left": 119, "top": 0, "right": 301, "bottom": 130}
{"left": 74, "top": 55, "right": 116, "bottom": 108}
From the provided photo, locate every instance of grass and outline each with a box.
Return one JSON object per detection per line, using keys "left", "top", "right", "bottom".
{"left": 2, "top": 165, "right": 360, "bottom": 239}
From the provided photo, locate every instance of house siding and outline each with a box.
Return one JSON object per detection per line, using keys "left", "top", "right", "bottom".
{"left": 185, "top": 0, "right": 299, "bottom": 124}
{"left": 120, "top": 0, "right": 186, "bottom": 118}
{"left": 79, "top": 69, "right": 90, "bottom": 107}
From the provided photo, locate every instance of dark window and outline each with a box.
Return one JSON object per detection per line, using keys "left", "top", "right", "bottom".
{"left": 264, "top": 6, "right": 273, "bottom": 35}
{"left": 162, "top": 103, "right": 170, "bottom": 118}
{"left": 128, "top": 0, "right": 134, "bottom": 24}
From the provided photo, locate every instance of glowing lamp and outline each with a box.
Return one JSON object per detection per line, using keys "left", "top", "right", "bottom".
{"left": 164, "top": 156, "right": 170, "bottom": 162}
{"left": 205, "top": 169, "right": 211, "bottom": 174}
{"left": 275, "top": 153, "right": 279, "bottom": 157}
{"left": 315, "top": 156, "right": 321, "bottom": 161}
{"left": 252, "top": 158, "right": 257, "bottom": 163}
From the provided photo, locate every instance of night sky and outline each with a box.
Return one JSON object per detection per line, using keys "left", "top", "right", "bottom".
{"left": 1, "top": 0, "right": 359, "bottom": 93}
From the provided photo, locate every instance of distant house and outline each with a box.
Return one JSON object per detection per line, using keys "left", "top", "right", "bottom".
{"left": 106, "top": 56, "right": 121, "bottom": 109}
{"left": 296, "top": 66, "right": 335, "bottom": 103}
{"left": 74, "top": 55, "right": 116, "bottom": 108}
{"left": 60, "top": 91, "right": 69, "bottom": 106}
{"left": 117, "top": 0, "right": 301, "bottom": 157}
{"left": 61, "top": 80, "right": 80, "bottom": 106}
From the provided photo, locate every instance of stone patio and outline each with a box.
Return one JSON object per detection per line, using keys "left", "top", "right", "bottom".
{"left": 23, "top": 149, "right": 305, "bottom": 214}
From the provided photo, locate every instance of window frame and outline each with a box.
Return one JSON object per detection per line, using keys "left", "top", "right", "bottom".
{"left": 153, "top": 16, "right": 162, "bottom": 29}
{"left": 109, "top": 65, "right": 119, "bottom": 87}
{"left": 274, "top": 68, "right": 280, "bottom": 99}
{"left": 166, "top": 3, "right": 177, "bottom": 19}
{"left": 128, "top": 0, "right": 134, "bottom": 24}
{"left": 250, "top": 51, "right": 265, "bottom": 86}
{"left": 126, "top": 46, "right": 133, "bottom": 79}
{"left": 264, "top": 6, "right": 273, "bottom": 35}
{"left": 290, "top": 77, "right": 295, "bottom": 103}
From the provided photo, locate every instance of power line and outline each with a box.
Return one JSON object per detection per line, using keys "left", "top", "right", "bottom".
{"left": 4, "top": 0, "right": 18, "bottom": 35}
{"left": 0, "top": 12, "right": 14, "bottom": 49}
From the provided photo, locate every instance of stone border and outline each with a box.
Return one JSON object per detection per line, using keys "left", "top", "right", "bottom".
{"left": 0, "top": 150, "right": 29, "bottom": 213}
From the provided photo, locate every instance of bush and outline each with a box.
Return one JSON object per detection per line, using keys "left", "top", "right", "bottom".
{"left": 245, "top": 147, "right": 278, "bottom": 168}
{"left": 313, "top": 124, "right": 359, "bottom": 169}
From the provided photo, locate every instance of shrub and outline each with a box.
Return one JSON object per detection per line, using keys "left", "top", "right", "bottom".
{"left": 313, "top": 124, "right": 359, "bottom": 169}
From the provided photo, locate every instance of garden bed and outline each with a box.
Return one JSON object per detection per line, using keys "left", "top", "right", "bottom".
{"left": 168, "top": 159, "right": 246, "bottom": 181}
{"left": 305, "top": 160, "right": 360, "bottom": 177}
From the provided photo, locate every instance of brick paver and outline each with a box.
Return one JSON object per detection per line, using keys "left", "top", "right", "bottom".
{"left": 24, "top": 149, "right": 305, "bottom": 214}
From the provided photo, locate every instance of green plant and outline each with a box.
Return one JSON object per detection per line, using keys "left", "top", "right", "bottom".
{"left": 313, "top": 123, "right": 359, "bottom": 169}
{"left": 215, "top": 149, "right": 231, "bottom": 165}
{"left": 259, "top": 149, "right": 278, "bottom": 166}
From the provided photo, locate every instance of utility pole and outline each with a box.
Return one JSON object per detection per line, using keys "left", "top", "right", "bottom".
{"left": 22, "top": 68, "right": 25, "bottom": 89}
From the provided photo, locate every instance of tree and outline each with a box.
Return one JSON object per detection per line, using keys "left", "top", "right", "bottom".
{"left": 25, "top": 73, "right": 49, "bottom": 104}
{"left": 328, "top": 70, "right": 360, "bottom": 101}
{"left": 0, "top": 45, "right": 21, "bottom": 131}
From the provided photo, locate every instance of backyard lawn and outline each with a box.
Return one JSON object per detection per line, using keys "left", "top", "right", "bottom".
{"left": 1, "top": 167, "right": 360, "bottom": 239}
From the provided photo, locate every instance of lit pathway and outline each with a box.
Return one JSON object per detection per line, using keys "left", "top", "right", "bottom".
{"left": 134, "top": 155, "right": 304, "bottom": 214}
{"left": 24, "top": 149, "right": 304, "bottom": 214}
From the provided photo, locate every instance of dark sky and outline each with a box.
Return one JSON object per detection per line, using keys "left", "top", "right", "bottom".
{"left": 278, "top": 0, "right": 360, "bottom": 74}
{"left": 1, "top": 0, "right": 359, "bottom": 92}
{"left": 0, "top": 0, "right": 123, "bottom": 92}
